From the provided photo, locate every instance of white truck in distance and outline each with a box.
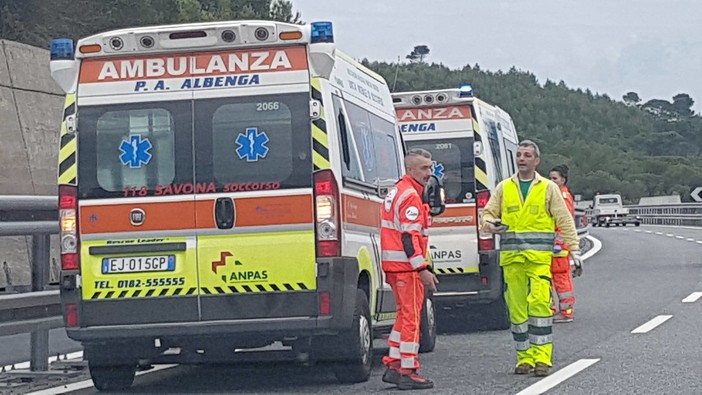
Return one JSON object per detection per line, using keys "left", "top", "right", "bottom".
{"left": 590, "top": 194, "right": 641, "bottom": 227}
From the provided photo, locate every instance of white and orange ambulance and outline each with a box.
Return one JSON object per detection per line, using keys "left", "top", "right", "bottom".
{"left": 50, "top": 20, "right": 437, "bottom": 390}
{"left": 393, "top": 86, "right": 519, "bottom": 330}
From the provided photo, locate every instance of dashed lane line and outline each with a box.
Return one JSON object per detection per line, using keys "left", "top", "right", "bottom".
{"left": 631, "top": 315, "right": 673, "bottom": 334}
{"left": 686, "top": 238, "right": 695, "bottom": 242}
{"left": 675, "top": 236, "right": 685, "bottom": 239}
{"left": 514, "top": 359, "right": 600, "bottom": 395}
{"left": 682, "top": 292, "right": 702, "bottom": 303}
{"left": 655, "top": 232, "right": 663, "bottom": 235}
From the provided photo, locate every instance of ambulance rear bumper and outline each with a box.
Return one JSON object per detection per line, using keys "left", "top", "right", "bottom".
{"left": 65, "top": 257, "right": 359, "bottom": 342}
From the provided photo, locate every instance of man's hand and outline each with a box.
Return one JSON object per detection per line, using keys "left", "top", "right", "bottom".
{"left": 419, "top": 269, "right": 439, "bottom": 292}
{"left": 483, "top": 219, "right": 509, "bottom": 234}
{"left": 571, "top": 251, "right": 584, "bottom": 277}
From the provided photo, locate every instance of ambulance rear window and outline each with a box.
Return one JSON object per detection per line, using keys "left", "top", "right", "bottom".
{"left": 405, "top": 138, "right": 475, "bottom": 204}
{"left": 194, "top": 92, "right": 311, "bottom": 191}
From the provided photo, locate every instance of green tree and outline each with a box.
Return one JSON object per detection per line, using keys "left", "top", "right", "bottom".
{"left": 406, "top": 45, "right": 430, "bottom": 63}
{"left": 622, "top": 91, "right": 641, "bottom": 107}
{"left": 672, "top": 93, "right": 694, "bottom": 116}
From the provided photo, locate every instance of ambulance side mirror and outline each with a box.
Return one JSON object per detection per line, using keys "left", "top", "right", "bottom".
{"left": 376, "top": 179, "right": 396, "bottom": 198}
{"left": 423, "top": 175, "right": 446, "bottom": 217}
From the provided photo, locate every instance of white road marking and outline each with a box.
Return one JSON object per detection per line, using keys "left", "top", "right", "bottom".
{"left": 655, "top": 232, "right": 663, "bottom": 235}
{"left": 1, "top": 351, "right": 83, "bottom": 372}
{"left": 687, "top": 238, "right": 695, "bottom": 242}
{"left": 697, "top": 241, "right": 702, "bottom": 245}
{"left": 582, "top": 235, "right": 602, "bottom": 261}
{"left": 634, "top": 229, "right": 641, "bottom": 232}
{"left": 675, "top": 236, "right": 685, "bottom": 239}
{"left": 644, "top": 224, "right": 702, "bottom": 231}
{"left": 26, "top": 363, "right": 178, "bottom": 395}
{"left": 645, "top": 230, "right": 652, "bottom": 234}
{"left": 514, "top": 358, "right": 600, "bottom": 395}
{"left": 631, "top": 315, "right": 673, "bottom": 334}
{"left": 682, "top": 292, "right": 702, "bottom": 303}
{"left": 666, "top": 234, "right": 674, "bottom": 237}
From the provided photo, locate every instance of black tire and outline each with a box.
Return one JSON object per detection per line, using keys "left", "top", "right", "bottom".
{"left": 419, "top": 294, "right": 437, "bottom": 353}
{"left": 481, "top": 293, "right": 511, "bottom": 330}
{"left": 333, "top": 289, "right": 373, "bottom": 384}
{"left": 89, "top": 363, "right": 136, "bottom": 392}
{"left": 605, "top": 223, "right": 610, "bottom": 228}
{"left": 635, "top": 222, "right": 641, "bottom": 227}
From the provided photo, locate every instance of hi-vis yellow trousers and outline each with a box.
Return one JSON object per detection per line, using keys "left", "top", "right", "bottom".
{"left": 504, "top": 260, "right": 553, "bottom": 367}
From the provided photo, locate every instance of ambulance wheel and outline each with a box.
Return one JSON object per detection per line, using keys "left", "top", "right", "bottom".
{"left": 483, "top": 293, "right": 511, "bottom": 330}
{"left": 333, "top": 289, "right": 372, "bottom": 383}
{"left": 89, "top": 363, "right": 136, "bottom": 391}
{"left": 419, "top": 294, "right": 437, "bottom": 353}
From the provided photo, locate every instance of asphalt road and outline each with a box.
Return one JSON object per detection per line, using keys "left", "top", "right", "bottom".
{"left": 21, "top": 225, "right": 702, "bottom": 394}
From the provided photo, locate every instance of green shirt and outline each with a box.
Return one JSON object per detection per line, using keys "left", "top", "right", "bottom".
{"left": 519, "top": 179, "right": 533, "bottom": 201}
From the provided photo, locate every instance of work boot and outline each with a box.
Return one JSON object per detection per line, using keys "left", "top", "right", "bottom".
{"left": 534, "top": 362, "right": 551, "bottom": 377}
{"left": 514, "top": 363, "right": 534, "bottom": 375}
{"left": 553, "top": 313, "right": 574, "bottom": 323}
{"left": 397, "top": 371, "right": 434, "bottom": 390}
{"left": 382, "top": 364, "right": 401, "bottom": 385}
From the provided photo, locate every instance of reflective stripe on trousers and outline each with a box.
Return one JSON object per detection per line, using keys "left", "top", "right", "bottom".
{"left": 528, "top": 316, "right": 553, "bottom": 345}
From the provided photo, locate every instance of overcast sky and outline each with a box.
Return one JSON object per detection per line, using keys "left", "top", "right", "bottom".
{"left": 292, "top": 0, "right": 702, "bottom": 112}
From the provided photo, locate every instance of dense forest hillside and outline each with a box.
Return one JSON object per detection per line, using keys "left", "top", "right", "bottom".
{"left": 366, "top": 61, "right": 702, "bottom": 202}
{"left": 2, "top": 0, "right": 700, "bottom": 202}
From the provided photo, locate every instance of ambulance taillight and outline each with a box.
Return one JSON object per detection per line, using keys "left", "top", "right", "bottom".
{"left": 476, "top": 190, "right": 495, "bottom": 251}
{"left": 59, "top": 185, "right": 80, "bottom": 270}
{"left": 314, "top": 170, "right": 340, "bottom": 257}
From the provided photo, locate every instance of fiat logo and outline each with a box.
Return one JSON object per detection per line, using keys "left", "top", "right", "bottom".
{"left": 130, "top": 208, "right": 145, "bottom": 226}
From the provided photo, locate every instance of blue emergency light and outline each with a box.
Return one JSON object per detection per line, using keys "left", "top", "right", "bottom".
{"left": 50, "top": 38, "right": 75, "bottom": 61}
{"left": 311, "top": 22, "right": 334, "bottom": 44}
{"left": 458, "top": 84, "right": 474, "bottom": 97}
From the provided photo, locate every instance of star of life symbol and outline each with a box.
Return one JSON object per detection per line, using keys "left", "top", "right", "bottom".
{"left": 119, "top": 135, "right": 153, "bottom": 168}
{"left": 236, "top": 127, "right": 270, "bottom": 162}
{"left": 432, "top": 161, "right": 445, "bottom": 179}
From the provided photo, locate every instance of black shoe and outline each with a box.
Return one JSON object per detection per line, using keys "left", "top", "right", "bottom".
{"left": 534, "top": 362, "right": 551, "bottom": 377}
{"left": 397, "top": 372, "right": 434, "bottom": 390}
{"left": 382, "top": 367, "right": 400, "bottom": 385}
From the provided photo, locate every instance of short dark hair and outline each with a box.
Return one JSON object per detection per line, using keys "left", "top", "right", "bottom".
{"left": 551, "top": 164, "right": 569, "bottom": 184}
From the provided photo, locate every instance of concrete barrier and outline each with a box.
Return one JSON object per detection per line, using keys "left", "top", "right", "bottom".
{"left": 0, "top": 40, "right": 63, "bottom": 287}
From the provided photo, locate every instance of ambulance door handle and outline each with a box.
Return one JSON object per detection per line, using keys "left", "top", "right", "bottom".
{"left": 214, "top": 198, "right": 235, "bottom": 229}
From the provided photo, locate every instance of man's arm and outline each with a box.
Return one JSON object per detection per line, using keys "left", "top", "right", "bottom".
{"left": 398, "top": 192, "right": 429, "bottom": 271}
{"left": 480, "top": 182, "right": 504, "bottom": 232}
{"left": 547, "top": 182, "right": 580, "bottom": 251}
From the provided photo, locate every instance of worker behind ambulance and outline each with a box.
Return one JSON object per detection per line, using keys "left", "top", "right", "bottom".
{"left": 380, "top": 148, "right": 439, "bottom": 390}
{"left": 549, "top": 164, "right": 580, "bottom": 323}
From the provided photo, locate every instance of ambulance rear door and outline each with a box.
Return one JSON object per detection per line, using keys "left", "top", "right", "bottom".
{"left": 191, "top": 45, "right": 318, "bottom": 321}
{"left": 75, "top": 57, "right": 199, "bottom": 325}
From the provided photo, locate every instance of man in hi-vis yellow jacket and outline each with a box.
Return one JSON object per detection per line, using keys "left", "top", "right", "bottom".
{"left": 480, "top": 140, "right": 582, "bottom": 377}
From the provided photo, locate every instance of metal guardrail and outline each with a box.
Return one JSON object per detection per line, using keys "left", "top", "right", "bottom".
{"left": 0, "top": 195, "right": 59, "bottom": 372}
{"left": 624, "top": 203, "right": 702, "bottom": 227}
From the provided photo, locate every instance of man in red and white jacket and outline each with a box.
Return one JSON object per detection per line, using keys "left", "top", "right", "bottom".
{"left": 380, "top": 148, "right": 439, "bottom": 390}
